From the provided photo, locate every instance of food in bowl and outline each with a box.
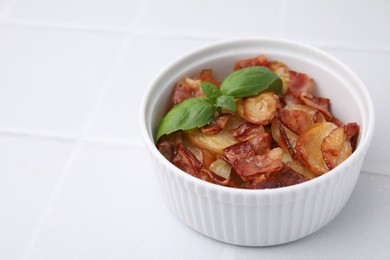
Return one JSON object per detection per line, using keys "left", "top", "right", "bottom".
{"left": 156, "top": 54, "right": 359, "bottom": 189}
{"left": 141, "top": 39, "right": 374, "bottom": 246}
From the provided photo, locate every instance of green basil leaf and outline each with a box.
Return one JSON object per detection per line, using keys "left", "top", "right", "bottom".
{"left": 201, "top": 82, "right": 221, "bottom": 104}
{"left": 216, "top": 95, "right": 236, "bottom": 112}
{"left": 220, "top": 66, "right": 282, "bottom": 98}
{"left": 156, "top": 98, "right": 215, "bottom": 142}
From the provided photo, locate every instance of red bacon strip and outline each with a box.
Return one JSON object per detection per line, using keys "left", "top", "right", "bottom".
{"left": 234, "top": 54, "right": 269, "bottom": 71}
{"left": 271, "top": 165, "right": 307, "bottom": 187}
{"left": 230, "top": 122, "right": 272, "bottom": 154}
{"left": 288, "top": 71, "right": 314, "bottom": 97}
{"left": 199, "top": 114, "right": 232, "bottom": 135}
{"left": 344, "top": 122, "right": 360, "bottom": 151}
{"left": 173, "top": 144, "right": 203, "bottom": 177}
{"left": 300, "top": 93, "right": 333, "bottom": 120}
{"left": 200, "top": 69, "right": 220, "bottom": 87}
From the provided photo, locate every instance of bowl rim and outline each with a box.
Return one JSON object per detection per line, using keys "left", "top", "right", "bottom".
{"left": 140, "top": 37, "right": 375, "bottom": 196}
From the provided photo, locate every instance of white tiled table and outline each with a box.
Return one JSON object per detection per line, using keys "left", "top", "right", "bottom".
{"left": 1, "top": 1, "right": 389, "bottom": 259}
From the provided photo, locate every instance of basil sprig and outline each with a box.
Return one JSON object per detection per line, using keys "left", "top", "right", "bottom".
{"left": 156, "top": 66, "right": 282, "bottom": 142}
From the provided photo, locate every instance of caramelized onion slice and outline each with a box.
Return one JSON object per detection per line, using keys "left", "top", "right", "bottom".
{"left": 209, "top": 158, "right": 232, "bottom": 179}
{"left": 321, "top": 127, "right": 352, "bottom": 170}
{"left": 295, "top": 122, "right": 337, "bottom": 175}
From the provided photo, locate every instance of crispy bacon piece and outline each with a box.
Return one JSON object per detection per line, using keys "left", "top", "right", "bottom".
{"left": 173, "top": 144, "right": 203, "bottom": 177}
{"left": 243, "top": 175, "right": 282, "bottom": 189}
{"left": 172, "top": 82, "right": 192, "bottom": 105}
{"left": 230, "top": 122, "right": 264, "bottom": 141}
{"left": 300, "top": 93, "right": 333, "bottom": 120}
{"left": 234, "top": 54, "right": 269, "bottom": 71}
{"left": 156, "top": 132, "right": 182, "bottom": 161}
{"left": 199, "top": 114, "right": 232, "bottom": 135}
{"left": 171, "top": 76, "right": 204, "bottom": 105}
{"left": 200, "top": 69, "right": 220, "bottom": 87}
{"left": 344, "top": 122, "right": 359, "bottom": 151}
{"left": 278, "top": 108, "right": 316, "bottom": 135}
{"left": 224, "top": 144, "right": 284, "bottom": 181}
{"left": 230, "top": 122, "right": 272, "bottom": 154}
{"left": 157, "top": 140, "right": 176, "bottom": 161}
{"left": 288, "top": 71, "right": 314, "bottom": 97}
{"left": 223, "top": 140, "right": 257, "bottom": 164}
{"left": 271, "top": 165, "right": 307, "bottom": 187}
{"left": 271, "top": 118, "right": 298, "bottom": 159}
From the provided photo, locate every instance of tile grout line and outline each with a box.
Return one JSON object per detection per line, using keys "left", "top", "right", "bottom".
{"left": 2, "top": 10, "right": 390, "bottom": 54}
{"left": 20, "top": 34, "right": 134, "bottom": 260}
{"left": 1, "top": 19, "right": 135, "bottom": 35}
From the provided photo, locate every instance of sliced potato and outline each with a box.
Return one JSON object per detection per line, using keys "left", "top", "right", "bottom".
{"left": 239, "top": 92, "right": 281, "bottom": 125}
{"left": 286, "top": 160, "right": 316, "bottom": 180}
{"left": 209, "top": 158, "right": 232, "bottom": 179}
{"left": 268, "top": 61, "right": 290, "bottom": 95}
{"left": 184, "top": 116, "right": 243, "bottom": 154}
{"left": 295, "top": 122, "right": 337, "bottom": 175}
{"left": 321, "top": 127, "right": 352, "bottom": 170}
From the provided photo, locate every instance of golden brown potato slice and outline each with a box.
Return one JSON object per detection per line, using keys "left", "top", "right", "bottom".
{"left": 268, "top": 61, "right": 290, "bottom": 95}
{"left": 238, "top": 92, "right": 281, "bottom": 125}
{"left": 285, "top": 160, "right": 316, "bottom": 180}
{"left": 184, "top": 116, "right": 243, "bottom": 154}
{"left": 321, "top": 127, "right": 352, "bottom": 170}
{"left": 295, "top": 122, "right": 337, "bottom": 175}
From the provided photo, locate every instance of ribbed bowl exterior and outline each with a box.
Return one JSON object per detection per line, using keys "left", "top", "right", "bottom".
{"left": 147, "top": 142, "right": 367, "bottom": 246}
{"left": 140, "top": 38, "right": 375, "bottom": 246}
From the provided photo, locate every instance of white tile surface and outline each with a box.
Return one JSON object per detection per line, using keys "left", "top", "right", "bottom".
{"left": 137, "top": 0, "right": 284, "bottom": 38}
{"left": 87, "top": 35, "right": 211, "bottom": 145}
{"left": 26, "top": 144, "right": 227, "bottom": 260}
{"left": 22, "top": 143, "right": 390, "bottom": 259}
{"left": 282, "top": 0, "right": 390, "bottom": 50}
{"left": 0, "top": 135, "right": 75, "bottom": 259}
{"left": 5, "top": 0, "right": 144, "bottom": 29}
{"left": 0, "top": 0, "right": 389, "bottom": 258}
{"left": 0, "top": 25, "right": 124, "bottom": 136}
{"left": 324, "top": 49, "right": 390, "bottom": 175}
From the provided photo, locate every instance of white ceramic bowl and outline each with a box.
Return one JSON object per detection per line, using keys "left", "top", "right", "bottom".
{"left": 140, "top": 38, "right": 375, "bottom": 246}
